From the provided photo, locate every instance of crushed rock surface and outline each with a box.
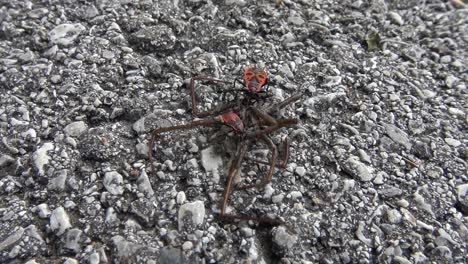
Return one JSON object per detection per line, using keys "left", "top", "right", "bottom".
{"left": 0, "top": 0, "right": 466, "bottom": 263}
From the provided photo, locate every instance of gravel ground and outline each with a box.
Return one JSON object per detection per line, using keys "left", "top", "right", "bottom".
{"left": 0, "top": 0, "right": 467, "bottom": 263}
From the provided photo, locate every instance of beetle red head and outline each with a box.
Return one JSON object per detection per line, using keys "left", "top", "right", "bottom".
{"left": 219, "top": 112, "right": 244, "bottom": 132}
{"left": 244, "top": 67, "right": 268, "bottom": 93}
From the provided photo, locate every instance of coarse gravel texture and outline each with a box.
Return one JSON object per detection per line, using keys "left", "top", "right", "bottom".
{"left": 0, "top": 0, "right": 466, "bottom": 263}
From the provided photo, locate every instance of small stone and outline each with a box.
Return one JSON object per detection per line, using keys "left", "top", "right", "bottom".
{"left": 50, "top": 207, "right": 72, "bottom": 236}
{"left": 323, "top": 76, "right": 342, "bottom": 87}
{"left": 28, "top": 8, "right": 49, "bottom": 18}
{"left": 48, "top": 169, "right": 68, "bottom": 192}
{"left": 241, "top": 227, "right": 254, "bottom": 237}
{"left": 379, "top": 186, "right": 403, "bottom": 198}
{"left": 386, "top": 209, "right": 402, "bottom": 224}
{"left": 0, "top": 227, "right": 25, "bottom": 253}
{"left": 356, "top": 221, "right": 372, "bottom": 247}
{"left": 88, "top": 252, "right": 100, "bottom": 264}
{"left": 188, "top": 142, "right": 199, "bottom": 153}
{"left": 137, "top": 170, "right": 154, "bottom": 198}
{"left": 135, "top": 142, "right": 149, "bottom": 158}
{"left": 388, "top": 12, "right": 404, "bottom": 26}
{"left": 448, "top": 107, "right": 465, "bottom": 116}
{"left": 444, "top": 138, "right": 461, "bottom": 147}
{"left": 343, "top": 179, "right": 355, "bottom": 192}
{"left": 444, "top": 75, "right": 458, "bottom": 88}
{"left": 200, "top": 146, "right": 223, "bottom": 183}
{"left": 186, "top": 158, "right": 199, "bottom": 169}
{"left": 288, "top": 14, "right": 305, "bottom": 26}
{"left": 32, "top": 142, "right": 54, "bottom": 176}
{"left": 33, "top": 203, "right": 51, "bottom": 218}
{"left": 178, "top": 201, "right": 205, "bottom": 231}
{"left": 64, "top": 121, "right": 88, "bottom": 137}
{"left": 420, "top": 89, "right": 436, "bottom": 99}
{"left": 176, "top": 191, "right": 186, "bottom": 204}
{"left": 373, "top": 171, "right": 385, "bottom": 185}
{"left": 182, "top": 241, "right": 193, "bottom": 251}
{"left": 413, "top": 191, "right": 434, "bottom": 216}
{"left": 396, "top": 199, "right": 409, "bottom": 208}
{"left": 50, "top": 75, "right": 62, "bottom": 84}
{"left": 129, "top": 25, "right": 176, "bottom": 52}
{"left": 102, "top": 50, "right": 114, "bottom": 60}
{"left": 263, "top": 184, "right": 274, "bottom": 199}
{"left": 393, "top": 256, "right": 411, "bottom": 264}
{"left": 431, "top": 246, "right": 452, "bottom": 263}
{"left": 64, "top": 228, "right": 83, "bottom": 253}
{"left": 0, "top": 154, "right": 15, "bottom": 167}
{"left": 63, "top": 258, "right": 79, "bottom": 264}
{"left": 272, "top": 226, "right": 298, "bottom": 256}
{"left": 158, "top": 247, "right": 185, "bottom": 264}
{"left": 201, "top": 146, "right": 223, "bottom": 172}
{"left": 105, "top": 208, "right": 118, "bottom": 226}
{"left": 295, "top": 166, "right": 306, "bottom": 176}
{"left": 289, "top": 191, "right": 303, "bottom": 200}
{"left": 382, "top": 123, "right": 412, "bottom": 150}
{"left": 411, "top": 252, "right": 427, "bottom": 263}
{"left": 272, "top": 194, "right": 284, "bottom": 204}
{"left": 103, "top": 171, "right": 124, "bottom": 195}
{"left": 343, "top": 156, "right": 374, "bottom": 182}
{"left": 48, "top": 23, "right": 86, "bottom": 46}
{"left": 440, "top": 56, "right": 452, "bottom": 64}
{"left": 132, "top": 115, "right": 150, "bottom": 134}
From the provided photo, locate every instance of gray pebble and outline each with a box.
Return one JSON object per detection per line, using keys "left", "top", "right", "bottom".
{"left": 50, "top": 207, "right": 72, "bottom": 236}
{"left": 158, "top": 247, "right": 185, "bottom": 264}
{"left": 272, "top": 226, "right": 298, "bottom": 256}
{"left": 137, "top": 170, "right": 154, "bottom": 198}
{"left": 379, "top": 186, "right": 403, "bottom": 198}
{"left": 178, "top": 201, "right": 205, "bottom": 231}
{"left": 64, "top": 121, "right": 88, "bottom": 137}
{"left": 0, "top": 154, "right": 14, "bottom": 168}
{"left": 295, "top": 166, "right": 306, "bottom": 176}
{"left": 343, "top": 156, "right": 375, "bottom": 182}
{"left": 103, "top": 171, "right": 124, "bottom": 195}
{"left": 388, "top": 12, "right": 404, "bottom": 26}
{"left": 32, "top": 142, "right": 54, "bottom": 176}
{"left": 48, "top": 23, "right": 86, "bottom": 46}
{"left": 64, "top": 228, "right": 83, "bottom": 253}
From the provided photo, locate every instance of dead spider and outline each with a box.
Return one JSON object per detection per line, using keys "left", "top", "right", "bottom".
{"left": 148, "top": 67, "right": 302, "bottom": 224}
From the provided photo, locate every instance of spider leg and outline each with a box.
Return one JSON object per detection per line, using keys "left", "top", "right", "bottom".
{"left": 279, "top": 138, "right": 289, "bottom": 169}
{"left": 220, "top": 139, "right": 249, "bottom": 215}
{"left": 218, "top": 138, "right": 283, "bottom": 225}
{"left": 252, "top": 107, "right": 278, "bottom": 126}
{"left": 267, "top": 93, "right": 303, "bottom": 115}
{"left": 190, "top": 76, "right": 232, "bottom": 117}
{"left": 260, "top": 134, "right": 277, "bottom": 185}
{"left": 148, "top": 118, "right": 219, "bottom": 175}
{"left": 238, "top": 134, "right": 277, "bottom": 190}
{"left": 245, "top": 118, "right": 298, "bottom": 138}
{"left": 248, "top": 138, "right": 289, "bottom": 170}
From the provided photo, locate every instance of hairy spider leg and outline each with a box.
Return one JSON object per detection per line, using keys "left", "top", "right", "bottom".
{"left": 148, "top": 118, "right": 220, "bottom": 175}
{"left": 218, "top": 138, "right": 284, "bottom": 225}
{"left": 267, "top": 93, "right": 303, "bottom": 115}
{"left": 189, "top": 76, "right": 233, "bottom": 118}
